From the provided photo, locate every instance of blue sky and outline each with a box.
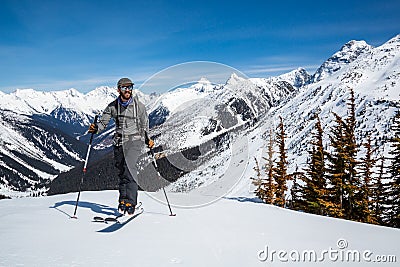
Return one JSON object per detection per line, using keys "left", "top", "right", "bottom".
{"left": 0, "top": 0, "right": 399, "bottom": 94}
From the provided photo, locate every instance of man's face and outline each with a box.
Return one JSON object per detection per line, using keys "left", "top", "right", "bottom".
{"left": 118, "top": 84, "right": 133, "bottom": 100}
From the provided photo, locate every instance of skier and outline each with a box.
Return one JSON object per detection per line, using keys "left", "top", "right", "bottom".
{"left": 88, "top": 77, "right": 154, "bottom": 215}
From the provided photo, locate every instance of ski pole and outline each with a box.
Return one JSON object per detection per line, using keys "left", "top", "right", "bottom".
{"left": 149, "top": 148, "right": 176, "bottom": 216}
{"left": 71, "top": 115, "right": 98, "bottom": 219}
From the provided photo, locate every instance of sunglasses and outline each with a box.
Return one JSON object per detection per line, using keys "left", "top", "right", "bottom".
{"left": 119, "top": 84, "right": 133, "bottom": 92}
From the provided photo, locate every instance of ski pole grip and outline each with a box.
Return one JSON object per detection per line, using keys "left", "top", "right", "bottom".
{"left": 88, "top": 115, "right": 99, "bottom": 144}
{"left": 93, "top": 115, "right": 98, "bottom": 125}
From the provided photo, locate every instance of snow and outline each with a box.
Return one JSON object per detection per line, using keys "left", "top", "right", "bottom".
{"left": 1, "top": 35, "right": 400, "bottom": 265}
{"left": 0, "top": 86, "right": 153, "bottom": 117}
{"left": 312, "top": 40, "right": 373, "bottom": 83}
{"left": 147, "top": 78, "right": 217, "bottom": 116}
{"left": 54, "top": 136, "right": 82, "bottom": 162}
{"left": 0, "top": 122, "right": 72, "bottom": 173}
{"left": 251, "top": 68, "right": 311, "bottom": 89}
{"left": 0, "top": 190, "right": 399, "bottom": 266}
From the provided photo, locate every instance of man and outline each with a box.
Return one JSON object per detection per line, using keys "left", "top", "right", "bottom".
{"left": 88, "top": 77, "right": 154, "bottom": 215}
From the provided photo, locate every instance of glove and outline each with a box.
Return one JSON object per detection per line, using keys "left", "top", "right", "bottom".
{"left": 144, "top": 131, "right": 154, "bottom": 149}
{"left": 147, "top": 139, "right": 154, "bottom": 149}
{"left": 88, "top": 123, "right": 98, "bottom": 134}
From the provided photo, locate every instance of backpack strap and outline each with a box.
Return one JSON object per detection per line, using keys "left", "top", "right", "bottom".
{"left": 114, "top": 98, "right": 120, "bottom": 126}
{"left": 133, "top": 95, "right": 141, "bottom": 135}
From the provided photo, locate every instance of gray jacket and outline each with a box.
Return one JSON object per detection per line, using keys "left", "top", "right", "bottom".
{"left": 97, "top": 95, "right": 149, "bottom": 145}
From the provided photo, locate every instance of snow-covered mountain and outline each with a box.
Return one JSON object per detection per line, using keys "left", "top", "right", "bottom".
{"left": 147, "top": 77, "right": 221, "bottom": 128}
{"left": 0, "top": 86, "right": 153, "bottom": 196}
{"left": 231, "top": 34, "right": 400, "bottom": 197}
{"left": 267, "top": 34, "right": 400, "bottom": 174}
{"left": 0, "top": 86, "right": 154, "bottom": 121}
{"left": 46, "top": 71, "right": 298, "bottom": 196}
{"left": 148, "top": 72, "right": 297, "bottom": 153}
{"left": 1, "top": 34, "right": 400, "bottom": 198}
{"left": 251, "top": 67, "right": 311, "bottom": 89}
{"left": 311, "top": 40, "right": 373, "bottom": 83}
{"left": 146, "top": 34, "right": 400, "bottom": 196}
{"left": 0, "top": 110, "right": 86, "bottom": 194}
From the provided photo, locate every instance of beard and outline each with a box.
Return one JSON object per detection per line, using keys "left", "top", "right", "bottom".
{"left": 120, "top": 91, "right": 132, "bottom": 101}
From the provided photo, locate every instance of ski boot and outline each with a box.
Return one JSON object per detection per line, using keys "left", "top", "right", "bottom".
{"left": 118, "top": 200, "right": 126, "bottom": 214}
{"left": 125, "top": 203, "right": 136, "bottom": 215}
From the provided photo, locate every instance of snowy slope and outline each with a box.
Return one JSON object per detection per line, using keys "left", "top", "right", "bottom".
{"left": 0, "top": 110, "right": 87, "bottom": 196}
{"left": 250, "top": 67, "right": 311, "bottom": 89}
{"left": 0, "top": 190, "right": 399, "bottom": 266}
{"left": 147, "top": 77, "right": 218, "bottom": 114}
{"left": 312, "top": 40, "right": 373, "bottom": 83}
{"left": 146, "top": 77, "right": 221, "bottom": 128}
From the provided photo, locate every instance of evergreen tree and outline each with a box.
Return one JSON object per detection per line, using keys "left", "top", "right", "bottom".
{"left": 263, "top": 165, "right": 276, "bottom": 204}
{"left": 251, "top": 157, "right": 265, "bottom": 201}
{"left": 356, "top": 136, "right": 376, "bottom": 223}
{"left": 343, "top": 88, "right": 359, "bottom": 220}
{"left": 371, "top": 155, "right": 390, "bottom": 225}
{"left": 251, "top": 129, "right": 276, "bottom": 204}
{"left": 388, "top": 109, "right": 400, "bottom": 228}
{"left": 273, "top": 116, "right": 289, "bottom": 207}
{"left": 263, "top": 129, "right": 276, "bottom": 204}
{"left": 326, "top": 89, "right": 360, "bottom": 220}
{"left": 303, "top": 116, "right": 329, "bottom": 215}
{"left": 288, "top": 170, "right": 306, "bottom": 211}
{"left": 326, "top": 113, "right": 346, "bottom": 218}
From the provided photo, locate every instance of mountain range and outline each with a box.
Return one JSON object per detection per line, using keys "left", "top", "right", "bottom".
{"left": 0, "top": 34, "right": 399, "bottom": 198}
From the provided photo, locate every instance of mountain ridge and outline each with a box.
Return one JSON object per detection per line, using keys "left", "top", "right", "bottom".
{"left": 1, "top": 34, "right": 399, "bottom": 197}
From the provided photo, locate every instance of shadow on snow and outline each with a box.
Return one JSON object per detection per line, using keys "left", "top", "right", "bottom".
{"left": 223, "top": 196, "right": 263, "bottom": 203}
{"left": 49, "top": 200, "right": 118, "bottom": 218}
{"left": 97, "top": 211, "right": 143, "bottom": 233}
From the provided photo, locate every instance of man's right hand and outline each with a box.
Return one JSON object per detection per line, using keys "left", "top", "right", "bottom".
{"left": 88, "top": 123, "right": 98, "bottom": 134}
{"left": 147, "top": 139, "right": 154, "bottom": 149}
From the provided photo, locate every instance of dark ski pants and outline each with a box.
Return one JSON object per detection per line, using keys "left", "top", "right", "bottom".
{"left": 113, "top": 140, "right": 143, "bottom": 206}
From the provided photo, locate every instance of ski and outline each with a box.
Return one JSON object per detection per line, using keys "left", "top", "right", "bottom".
{"left": 114, "top": 207, "right": 144, "bottom": 224}
{"left": 93, "top": 202, "right": 142, "bottom": 223}
{"left": 96, "top": 208, "right": 144, "bottom": 233}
